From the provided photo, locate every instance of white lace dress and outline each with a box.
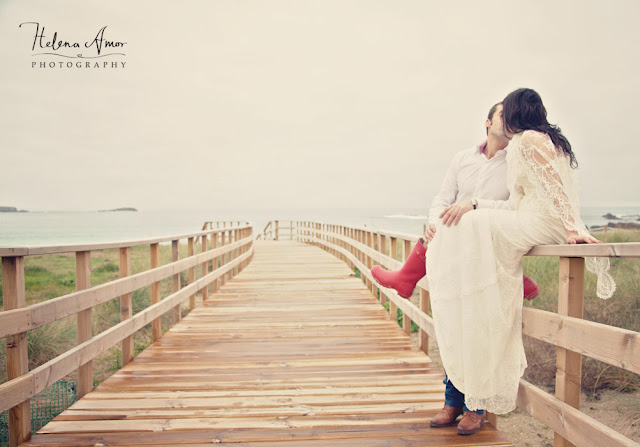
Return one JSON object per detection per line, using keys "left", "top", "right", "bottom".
{"left": 425, "top": 130, "right": 615, "bottom": 414}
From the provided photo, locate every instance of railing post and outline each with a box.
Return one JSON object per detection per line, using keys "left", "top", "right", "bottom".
{"left": 419, "top": 288, "right": 430, "bottom": 355}
{"left": 119, "top": 247, "right": 133, "bottom": 365}
{"left": 171, "top": 240, "right": 181, "bottom": 324}
{"left": 402, "top": 239, "right": 412, "bottom": 332}
{"left": 232, "top": 229, "right": 239, "bottom": 276}
{"left": 355, "top": 229, "right": 362, "bottom": 267}
{"left": 2, "top": 256, "right": 31, "bottom": 447}
{"left": 227, "top": 230, "right": 233, "bottom": 280}
{"left": 75, "top": 251, "right": 92, "bottom": 398}
{"left": 554, "top": 256, "right": 585, "bottom": 447}
{"left": 403, "top": 239, "right": 411, "bottom": 262}
{"left": 338, "top": 226, "right": 344, "bottom": 263}
{"left": 188, "top": 237, "right": 195, "bottom": 311}
{"left": 221, "top": 230, "right": 228, "bottom": 285}
{"left": 201, "top": 235, "right": 209, "bottom": 301}
{"left": 275, "top": 220, "right": 279, "bottom": 241}
{"left": 349, "top": 227, "right": 356, "bottom": 269}
{"left": 379, "top": 234, "right": 387, "bottom": 304}
{"left": 211, "top": 231, "right": 219, "bottom": 293}
{"left": 388, "top": 237, "right": 398, "bottom": 319}
{"left": 363, "top": 231, "right": 372, "bottom": 291}
{"left": 239, "top": 228, "right": 245, "bottom": 269}
{"left": 150, "top": 243, "right": 161, "bottom": 342}
{"left": 390, "top": 236, "right": 397, "bottom": 261}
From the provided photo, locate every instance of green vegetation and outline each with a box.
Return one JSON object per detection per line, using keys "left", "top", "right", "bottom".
{"left": 521, "top": 229, "right": 640, "bottom": 393}
{"left": 0, "top": 241, "right": 206, "bottom": 385}
{"left": 0, "top": 380, "right": 77, "bottom": 445}
{"left": 369, "top": 229, "right": 640, "bottom": 394}
{"left": 0, "top": 229, "right": 638, "bottom": 426}
{"left": 380, "top": 299, "right": 420, "bottom": 333}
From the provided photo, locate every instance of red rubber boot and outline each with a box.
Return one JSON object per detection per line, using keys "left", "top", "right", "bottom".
{"left": 371, "top": 240, "right": 427, "bottom": 299}
{"left": 523, "top": 275, "right": 539, "bottom": 300}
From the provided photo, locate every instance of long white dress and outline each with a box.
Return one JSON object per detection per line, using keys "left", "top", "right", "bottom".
{"left": 425, "top": 130, "right": 615, "bottom": 414}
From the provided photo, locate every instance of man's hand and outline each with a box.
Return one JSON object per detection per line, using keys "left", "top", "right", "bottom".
{"left": 439, "top": 200, "right": 474, "bottom": 227}
{"left": 566, "top": 230, "right": 602, "bottom": 244}
{"left": 424, "top": 224, "right": 436, "bottom": 243}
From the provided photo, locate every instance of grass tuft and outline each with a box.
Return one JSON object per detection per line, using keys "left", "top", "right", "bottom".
{"left": 522, "top": 229, "right": 640, "bottom": 392}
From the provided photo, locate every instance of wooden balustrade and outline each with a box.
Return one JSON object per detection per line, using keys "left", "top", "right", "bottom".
{"left": 285, "top": 220, "right": 640, "bottom": 447}
{"left": 1, "top": 256, "right": 30, "bottom": 447}
{"left": 120, "top": 246, "right": 134, "bottom": 366}
{"left": 269, "top": 220, "right": 297, "bottom": 241}
{"left": 0, "top": 222, "right": 254, "bottom": 447}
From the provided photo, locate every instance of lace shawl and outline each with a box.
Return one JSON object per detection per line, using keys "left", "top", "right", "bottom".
{"left": 516, "top": 130, "right": 615, "bottom": 299}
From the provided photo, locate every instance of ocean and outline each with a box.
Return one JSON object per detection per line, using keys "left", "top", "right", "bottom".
{"left": 0, "top": 206, "right": 639, "bottom": 247}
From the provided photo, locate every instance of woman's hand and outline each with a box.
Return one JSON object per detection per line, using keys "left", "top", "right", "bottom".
{"left": 566, "top": 230, "right": 602, "bottom": 244}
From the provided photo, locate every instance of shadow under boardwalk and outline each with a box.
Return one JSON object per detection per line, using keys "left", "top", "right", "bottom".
{"left": 23, "top": 241, "right": 513, "bottom": 446}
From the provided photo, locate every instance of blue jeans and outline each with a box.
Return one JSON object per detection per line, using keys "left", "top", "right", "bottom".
{"left": 443, "top": 374, "right": 484, "bottom": 415}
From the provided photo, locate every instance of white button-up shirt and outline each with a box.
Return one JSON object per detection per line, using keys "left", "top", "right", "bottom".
{"left": 428, "top": 141, "right": 511, "bottom": 226}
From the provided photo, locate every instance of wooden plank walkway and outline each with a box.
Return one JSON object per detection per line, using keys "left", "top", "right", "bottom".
{"left": 23, "top": 241, "right": 513, "bottom": 446}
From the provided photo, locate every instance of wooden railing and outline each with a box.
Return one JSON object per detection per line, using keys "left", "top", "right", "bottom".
{"left": 263, "top": 220, "right": 639, "bottom": 447}
{"left": 0, "top": 222, "right": 254, "bottom": 447}
{"left": 256, "top": 221, "right": 273, "bottom": 240}
{"left": 259, "top": 220, "right": 297, "bottom": 241}
{"left": 201, "top": 220, "right": 248, "bottom": 231}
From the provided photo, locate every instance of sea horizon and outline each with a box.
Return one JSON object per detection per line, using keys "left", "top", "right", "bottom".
{"left": 1, "top": 205, "right": 639, "bottom": 247}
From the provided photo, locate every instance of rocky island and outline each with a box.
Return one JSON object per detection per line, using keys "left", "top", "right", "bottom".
{"left": 0, "top": 206, "right": 28, "bottom": 212}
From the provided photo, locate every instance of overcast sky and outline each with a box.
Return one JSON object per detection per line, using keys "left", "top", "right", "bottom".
{"left": 1, "top": 0, "right": 638, "bottom": 212}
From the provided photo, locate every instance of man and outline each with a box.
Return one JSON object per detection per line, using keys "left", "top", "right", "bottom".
{"left": 371, "top": 102, "right": 539, "bottom": 435}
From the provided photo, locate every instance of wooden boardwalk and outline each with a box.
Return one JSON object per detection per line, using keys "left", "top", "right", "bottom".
{"left": 23, "top": 241, "right": 512, "bottom": 446}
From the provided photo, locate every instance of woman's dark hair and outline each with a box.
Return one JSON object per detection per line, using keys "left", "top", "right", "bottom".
{"left": 502, "top": 88, "right": 578, "bottom": 168}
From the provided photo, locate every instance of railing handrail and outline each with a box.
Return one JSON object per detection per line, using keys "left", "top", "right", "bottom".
{"left": 290, "top": 220, "right": 640, "bottom": 447}
{"left": 0, "top": 235, "right": 254, "bottom": 340}
{"left": 0, "top": 221, "right": 255, "bottom": 447}
{"left": 276, "top": 220, "right": 640, "bottom": 257}
{"left": 0, "top": 247, "right": 253, "bottom": 414}
{"left": 256, "top": 221, "right": 273, "bottom": 240}
{"left": 0, "top": 223, "right": 252, "bottom": 257}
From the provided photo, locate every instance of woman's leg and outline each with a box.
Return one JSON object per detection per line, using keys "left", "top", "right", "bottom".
{"left": 370, "top": 239, "right": 427, "bottom": 298}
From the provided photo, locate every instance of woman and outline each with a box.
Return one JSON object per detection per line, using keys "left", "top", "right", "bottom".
{"left": 425, "top": 88, "right": 615, "bottom": 421}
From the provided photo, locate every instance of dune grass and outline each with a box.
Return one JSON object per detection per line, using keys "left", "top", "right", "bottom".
{"left": 0, "top": 241, "right": 205, "bottom": 385}
{"left": 521, "top": 229, "right": 640, "bottom": 393}
{"left": 375, "top": 229, "right": 640, "bottom": 394}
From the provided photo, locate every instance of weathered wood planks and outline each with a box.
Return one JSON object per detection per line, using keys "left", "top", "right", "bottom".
{"left": 22, "top": 241, "right": 512, "bottom": 447}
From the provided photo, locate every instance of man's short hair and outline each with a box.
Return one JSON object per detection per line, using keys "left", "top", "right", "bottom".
{"left": 486, "top": 102, "right": 503, "bottom": 135}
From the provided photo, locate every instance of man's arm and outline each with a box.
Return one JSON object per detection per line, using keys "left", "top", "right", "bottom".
{"left": 427, "top": 152, "right": 462, "bottom": 226}
{"left": 439, "top": 196, "right": 513, "bottom": 227}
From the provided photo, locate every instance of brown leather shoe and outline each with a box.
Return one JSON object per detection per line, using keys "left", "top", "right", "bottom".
{"left": 429, "top": 405, "right": 463, "bottom": 427}
{"left": 457, "top": 411, "right": 485, "bottom": 435}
